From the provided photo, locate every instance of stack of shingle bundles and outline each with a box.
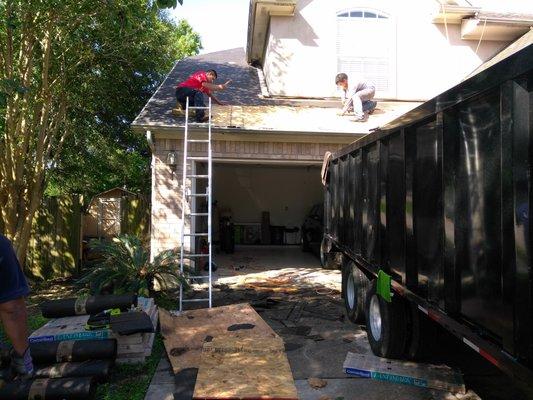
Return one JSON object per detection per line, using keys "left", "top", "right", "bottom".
{"left": 31, "top": 295, "right": 158, "bottom": 364}
{"left": 0, "top": 338, "right": 117, "bottom": 400}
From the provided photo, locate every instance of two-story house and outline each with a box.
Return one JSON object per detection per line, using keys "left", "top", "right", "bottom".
{"left": 131, "top": 0, "right": 533, "bottom": 259}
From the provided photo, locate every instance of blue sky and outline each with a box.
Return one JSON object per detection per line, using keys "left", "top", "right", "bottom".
{"left": 170, "top": 0, "right": 250, "bottom": 54}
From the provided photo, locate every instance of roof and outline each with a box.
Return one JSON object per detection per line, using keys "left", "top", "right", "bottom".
{"left": 464, "top": 28, "right": 533, "bottom": 79}
{"left": 348, "top": 36, "right": 533, "bottom": 153}
{"left": 131, "top": 48, "right": 420, "bottom": 136}
{"left": 87, "top": 187, "right": 137, "bottom": 207}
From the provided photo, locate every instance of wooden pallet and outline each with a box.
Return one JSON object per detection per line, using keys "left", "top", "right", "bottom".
{"left": 159, "top": 303, "right": 278, "bottom": 375}
{"left": 193, "top": 336, "right": 298, "bottom": 400}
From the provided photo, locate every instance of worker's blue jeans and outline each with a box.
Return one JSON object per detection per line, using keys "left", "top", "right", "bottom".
{"left": 175, "top": 87, "right": 206, "bottom": 122}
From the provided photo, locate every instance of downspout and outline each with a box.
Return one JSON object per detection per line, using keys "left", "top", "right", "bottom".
{"left": 146, "top": 130, "right": 155, "bottom": 152}
{"left": 146, "top": 130, "right": 155, "bottom": 261}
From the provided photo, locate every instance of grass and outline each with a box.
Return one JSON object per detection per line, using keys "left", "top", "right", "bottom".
{"left": 95, "top": 334, "right": 164, "bottom": 400}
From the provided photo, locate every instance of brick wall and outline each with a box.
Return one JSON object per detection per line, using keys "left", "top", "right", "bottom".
{"left": 150, "top": 137, "right": 344, "bottom": 257}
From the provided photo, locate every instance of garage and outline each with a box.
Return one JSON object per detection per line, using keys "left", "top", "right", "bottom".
{"left": 212, "top": 162, "right": 323, "bottom": 252}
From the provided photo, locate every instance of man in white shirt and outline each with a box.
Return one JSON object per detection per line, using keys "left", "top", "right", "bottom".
{"left": 335, "top": 73, "right": 376, "bottom": 121}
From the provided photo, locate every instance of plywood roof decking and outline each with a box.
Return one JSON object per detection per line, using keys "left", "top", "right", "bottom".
{"left": 131, "top": 47, "right": 421, "bottom": 135}
{"left": 158, "top": 303, "right": 279, "bottom": 375}
{"left": 193, "top": 336, "right": 298, "bottom": 400}
{"left": 166, "top": 101, "right": 419, "bottom": 135}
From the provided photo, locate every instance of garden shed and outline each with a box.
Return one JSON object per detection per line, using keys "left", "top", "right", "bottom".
{"left": 82, "top": 188, "right": 150, "bottom": 241}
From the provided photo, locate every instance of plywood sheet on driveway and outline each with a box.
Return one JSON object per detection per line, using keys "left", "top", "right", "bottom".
{"left": 193, "top": 336, "right": 298, "bottom": 400}
{"left": 159, "top": 303, "right": 278, "bottom": 374}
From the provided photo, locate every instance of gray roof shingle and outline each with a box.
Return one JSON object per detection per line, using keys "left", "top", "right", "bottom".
{"left": 132, "top": 48, "right": 270, "bottom": 128}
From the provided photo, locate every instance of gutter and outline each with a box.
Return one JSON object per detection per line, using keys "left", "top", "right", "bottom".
{"left": 474, "top": 13, "right": 533, "bottom": 26}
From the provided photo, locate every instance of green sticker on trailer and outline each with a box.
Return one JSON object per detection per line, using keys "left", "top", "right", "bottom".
{"left": 376, "top": 270, "right": 391, "bottom": 302}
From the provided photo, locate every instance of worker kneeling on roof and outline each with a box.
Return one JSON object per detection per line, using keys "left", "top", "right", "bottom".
{"left": 175, "top": 69, "right": 231, "bottom": 123}
{"left": 335, "top": 72, "right": 377, "bottom": 122}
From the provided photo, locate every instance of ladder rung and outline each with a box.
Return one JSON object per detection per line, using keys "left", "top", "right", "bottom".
{"left": 186, "top": 275, "right": 210, "bottom": 279}
{"left": 188, "top": 175, "right": 209, "bottom": 178}
{"left": 189, "top": 213, "right": 208, "bottom": 216}
{"left": 184, "top": 233, "right": 208, "bottom": 236}
{"left": 182, "top": 298, "right": 210, "bottom": 303}
{"left": 188, "top": 106, "right": 210, "bottom": 110}
{"left": 183, "top": 254, "right": 206, "bottom": 258}
{"left": 187, "top": 140, "right": 210, "bottom": 143}
{"left": 187, "top": 156, "right": 208, "bottom": 160}
{"left": 188, "top": 193, "right": 208, "bottom": 197}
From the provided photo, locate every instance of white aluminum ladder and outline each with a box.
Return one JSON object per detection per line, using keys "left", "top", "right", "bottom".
{"left": 179, "top": 97, "right": 213, "bottom": 311}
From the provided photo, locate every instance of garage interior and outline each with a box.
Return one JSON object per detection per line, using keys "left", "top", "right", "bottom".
{"left": 193, "top": 161, "right": 324, "bottom": 269}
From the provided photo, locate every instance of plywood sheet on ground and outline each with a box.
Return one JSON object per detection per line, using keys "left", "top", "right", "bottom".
{"left": 193, "top": 336, "right": 298, "bottom": 400}
{"left": 159, "top": 303, "right": 279, "bottom": 374}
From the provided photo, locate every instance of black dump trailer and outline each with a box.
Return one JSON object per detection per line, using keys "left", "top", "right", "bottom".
{"left": 323, "top": 37, "right": 533, "bottom": 388}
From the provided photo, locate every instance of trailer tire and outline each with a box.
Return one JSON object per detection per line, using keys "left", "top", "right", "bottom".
{"left": 365, "top": 281, "right": 408, "bottom": 359}
{"left": 320, "top": 238, "right": 337, "bottom": 269}
{"left": 342, "top": 262, "right": 369, "bottom": 323}
{"left": 404, "top": 302, "right": 438, "bottom": 361}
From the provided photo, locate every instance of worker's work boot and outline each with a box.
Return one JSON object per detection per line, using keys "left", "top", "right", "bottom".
{"left": 9, "top": 347, "right": 34, "bottom": 380}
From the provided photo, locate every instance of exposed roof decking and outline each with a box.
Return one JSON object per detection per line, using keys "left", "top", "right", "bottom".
{"left": 131, "top": 48, "right": 420, "bottom": 136}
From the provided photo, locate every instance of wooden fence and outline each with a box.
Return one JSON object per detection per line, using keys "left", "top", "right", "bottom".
{"left": 26, "top": 194, "right": 150, "bottom": 280}
{"left": 26, "top": 196, "right": 82, "bottom": 280}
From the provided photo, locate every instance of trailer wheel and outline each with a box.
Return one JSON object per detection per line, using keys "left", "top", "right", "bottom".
{"left": 342, "top": 262, "right": 369, "bottom": 323}
{"left": 320, "top": 238, "right": 337, "bottom": 269}
{"left": 365, "top": 280, "right": 408, "bottom": 359}
{"left": 404, "top": 302, "right": 438, "bottom": 360}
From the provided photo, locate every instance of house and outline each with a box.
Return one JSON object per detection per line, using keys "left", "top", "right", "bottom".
{"left": 249, "top": 0, "right": 533, "bottom": 99}
{"left": 131, "top": 0, "right": 533, "bottom": 258}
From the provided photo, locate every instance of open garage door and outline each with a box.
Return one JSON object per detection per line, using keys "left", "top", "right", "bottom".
{"left": 213, "top": 163, "right": 323, "bottom": 248}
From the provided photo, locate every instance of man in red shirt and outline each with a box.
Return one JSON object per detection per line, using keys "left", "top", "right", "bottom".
{"left": 175, "top": 69, "right": 231, "bottom": 122}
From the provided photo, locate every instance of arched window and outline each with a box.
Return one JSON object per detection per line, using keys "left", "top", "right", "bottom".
{"left": 336, "top": 8, "right": 396, "bottom": 98}
{"left": 337, "top": 10, "right": 388, "bottom": 19}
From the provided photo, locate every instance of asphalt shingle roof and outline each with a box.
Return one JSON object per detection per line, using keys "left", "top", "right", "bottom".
{"left": 131, "top": 48, "right": 420, "bottom": 135}
{"left": 132, "top": 48, "right": 271, "bottom": 128}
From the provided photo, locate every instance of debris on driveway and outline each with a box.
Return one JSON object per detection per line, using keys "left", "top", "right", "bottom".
{"left": 343, "top": 352, "right": 466, "bottom": 394}
{"left": 308, "top": 377, "right": 328, "bottom": 389}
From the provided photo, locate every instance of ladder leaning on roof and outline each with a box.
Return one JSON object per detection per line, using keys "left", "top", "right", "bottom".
{"left": 178, "top": 97, "right": 213, "bottom": 312}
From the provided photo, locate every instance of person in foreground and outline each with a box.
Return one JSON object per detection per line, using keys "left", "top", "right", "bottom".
{"left": 175, "top": 69, "right": 232, "bottom": 122}
{"left": 0, "top": 233, "right": 34, "bottom": 380}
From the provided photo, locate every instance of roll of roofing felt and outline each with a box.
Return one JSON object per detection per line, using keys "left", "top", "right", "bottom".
{"left": 40, "top": 294, "right": 138, "bottom": 318}
{"left": 33, "top": 360, "right": 112, "bottom": 382}
{"left": 30, "top": 339, "right": 117, "bottom": 364}
{"left": 0, "top": 360, "right": 111, "bottom": 382}
{"left": 0, "top": 376, "right": 96, "bottom": 400}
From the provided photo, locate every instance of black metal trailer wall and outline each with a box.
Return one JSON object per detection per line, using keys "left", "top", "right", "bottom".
{"left": 325, "top": 42, "right": 533, "bottom": 380}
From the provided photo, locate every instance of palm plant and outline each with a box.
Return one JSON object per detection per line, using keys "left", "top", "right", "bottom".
{"left": 78, "top": 235, "right": 188, "bottom": 297}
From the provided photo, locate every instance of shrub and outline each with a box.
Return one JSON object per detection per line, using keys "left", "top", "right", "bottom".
{"left": 78, "top": 235, "right": 188, "bottom": 297}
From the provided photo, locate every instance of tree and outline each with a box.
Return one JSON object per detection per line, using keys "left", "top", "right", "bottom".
{"left": 0, "top": 0, "right": 201, "bottom": 264}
